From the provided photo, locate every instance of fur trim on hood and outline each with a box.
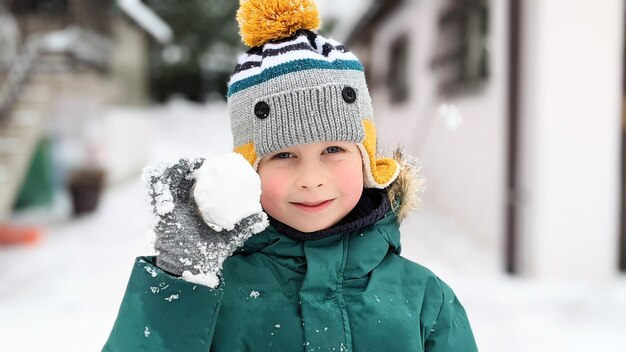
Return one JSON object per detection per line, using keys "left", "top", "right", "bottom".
{"left": 386, "top": 149, "right": 426, "bottom": 223}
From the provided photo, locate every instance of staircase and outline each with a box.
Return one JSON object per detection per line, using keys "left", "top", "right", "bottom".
{"left": 0, "top": 28, "right": 112, "bottom": 221}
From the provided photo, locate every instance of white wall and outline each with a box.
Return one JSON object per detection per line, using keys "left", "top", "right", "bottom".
{"left": 111, "top": 16, "right": 149, "bottom": 106}
{"left": 316, "top": 0, "right": 372, "bottom": 41}
{"left": 367, "top": 0, "right": 509, "bottom": 263}
{"left": 518, "top": 0, "right": 623, "bottom": 279}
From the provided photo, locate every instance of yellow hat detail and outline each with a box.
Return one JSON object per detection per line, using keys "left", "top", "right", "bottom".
{"left": 234, "top": 142, "right": 258, "bottom": 168}
{"left": 237, "top": 0, "right": 321, "bottom": 47}
{"left": 360, "top": 120, "right": 400, "bottom": 188}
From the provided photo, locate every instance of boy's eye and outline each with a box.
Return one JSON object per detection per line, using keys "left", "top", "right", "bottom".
{"left": 273, "top": 152, "right": 294, "bottom": 159}
{"left": 324, "top": 146, "right": 344, "bottom": 154}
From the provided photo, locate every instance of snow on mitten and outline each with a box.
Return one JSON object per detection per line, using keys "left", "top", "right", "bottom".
{"left": 144, "top": 154, "right": 268, "bottom": 288}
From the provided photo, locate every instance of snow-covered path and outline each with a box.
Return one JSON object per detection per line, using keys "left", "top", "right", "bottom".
{"left": 0, "top": 101, "right": 625, "bottom": 351}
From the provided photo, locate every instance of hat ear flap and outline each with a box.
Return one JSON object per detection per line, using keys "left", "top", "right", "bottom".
{"left": 360, "top": 120, "right": 400, "bottom": 189}
{"left": 234, "top": 142, "right": 259, "bottom": 169}
{"left": 371, "top": 157, "right": 400, "bottom": 186}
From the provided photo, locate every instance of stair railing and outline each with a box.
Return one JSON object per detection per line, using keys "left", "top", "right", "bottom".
{"left": 0, "top": 26, "right": 112, "bottom": 125}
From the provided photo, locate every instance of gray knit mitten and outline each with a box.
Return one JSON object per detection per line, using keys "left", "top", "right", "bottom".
{"left": 144, "top": 158, "right": 268, "bottom": 288}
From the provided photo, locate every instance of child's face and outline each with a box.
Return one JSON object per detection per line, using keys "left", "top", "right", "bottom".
{"left": 257, "top": 141, "right": 364, "bottom": 233}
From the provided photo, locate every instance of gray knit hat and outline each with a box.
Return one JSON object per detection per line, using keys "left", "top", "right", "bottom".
{"left": 228, "top": 0, "right": 399, "bottom": 188}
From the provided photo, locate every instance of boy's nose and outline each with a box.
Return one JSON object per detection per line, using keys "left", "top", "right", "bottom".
{"left": 297, "top": 174, "right": 324, "bottom": 189}
{"left": 296, "top": 163, "right": 325, "bottom": 189}
{"left": 299, "top": 180, "right": 324, "bottom": 189}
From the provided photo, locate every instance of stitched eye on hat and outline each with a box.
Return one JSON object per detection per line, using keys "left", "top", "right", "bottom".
{"left": 322, "top": 43, "right": 333, "bottom": 57}
{"left": 254, "top": 101, "right": 270, "bottom": 119}
{"left": 342, "top": 86, "right": 357, "bottom": 104}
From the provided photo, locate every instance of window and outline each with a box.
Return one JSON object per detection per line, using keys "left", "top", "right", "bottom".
{"left": 8, "top": 0, "right": 68, "bottom": 15}
{"left": 387, "top": 34, "right": 410, "bottom": 104}
{"left": 431, "top": 0, "right": 490, "bottom": 96}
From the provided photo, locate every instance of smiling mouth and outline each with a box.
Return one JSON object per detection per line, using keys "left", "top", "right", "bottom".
{"left": 291, "top": 199, "right": 334, "bottom": 212}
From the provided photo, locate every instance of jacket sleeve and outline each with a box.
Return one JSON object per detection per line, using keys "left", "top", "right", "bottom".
{"left": 424, "top": 279, "right": 478, "bottom": 352}
{"left": 102, "top": 256, "right": 223, "bottom": 352}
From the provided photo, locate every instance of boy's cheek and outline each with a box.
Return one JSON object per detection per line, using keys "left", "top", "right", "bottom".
{"left": 338, "top": 163, "right": 364, "bottom": 197}
{"left": 259, "top": 176, "right": 285, "bottom": 211}
{"left": 260, "top": 171, "right": 283, "bottom": 196}
{"left": 260, "top": 189, "right": 283, "bottom": 222}
{"left": 344, "top": 182, "right": 364, "bottom": 208}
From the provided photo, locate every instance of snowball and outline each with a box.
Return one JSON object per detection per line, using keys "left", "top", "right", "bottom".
{"left": 182, "top": 270, "right": 220, "bottom": 289}
{"left": 193, "top": 153, "right": 262, "bottom": 231}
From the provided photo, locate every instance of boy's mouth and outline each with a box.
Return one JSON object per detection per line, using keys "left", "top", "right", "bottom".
{"left": 290, "top": 199, "right": 334, "bottom": 212}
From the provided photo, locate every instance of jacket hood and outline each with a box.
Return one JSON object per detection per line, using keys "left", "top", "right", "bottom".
{"left": 386, "top": 149, "right": 426, "bottom": 223}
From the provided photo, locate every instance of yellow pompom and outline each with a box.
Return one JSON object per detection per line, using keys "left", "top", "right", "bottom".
{"left": 237, "top": 0, "right": 321, "bottom": 47}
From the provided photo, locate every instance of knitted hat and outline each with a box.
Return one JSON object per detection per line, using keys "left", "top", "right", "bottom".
{"left": 228, "top": 0, "right": 400, "bottom": 189}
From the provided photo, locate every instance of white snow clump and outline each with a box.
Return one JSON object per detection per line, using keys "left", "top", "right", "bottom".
{"left": 193, "top": 153, "right": 263, "bottom": 231}
{"left": 142, "top": 163, "right": 175, "bottom": 219}
{"left": 182, "top": 270, "right": 220, "bottom": 289}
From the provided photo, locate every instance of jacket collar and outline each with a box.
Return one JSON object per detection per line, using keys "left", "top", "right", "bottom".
{"left": 238, "top": 196, "right": 401, "bottom": 261}
{"left": 237, "top": 209, "right": 401, "bottom": 279}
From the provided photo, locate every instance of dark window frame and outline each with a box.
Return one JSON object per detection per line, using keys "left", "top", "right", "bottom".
{"left": 387, "top": 33, "right": 410, "bottom": 104}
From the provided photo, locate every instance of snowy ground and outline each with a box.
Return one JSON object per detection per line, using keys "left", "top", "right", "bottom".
{"left": 1, "top": 100, "right": 625, "bottom": 352}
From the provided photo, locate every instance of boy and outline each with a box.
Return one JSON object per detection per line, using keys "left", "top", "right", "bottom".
{"left": 103, "top": 0, "right": 478, "bottom": 351}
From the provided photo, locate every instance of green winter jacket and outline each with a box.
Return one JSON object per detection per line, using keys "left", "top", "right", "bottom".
{"left": 103, "top": 212, "right": 477, "bottom": 352}
{"left": 103, "top": 157, "right": 477, "bottom": 351}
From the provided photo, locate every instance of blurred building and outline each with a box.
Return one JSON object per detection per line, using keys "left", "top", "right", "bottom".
{"left": 0, "top": 6, "right": 20, "bottom": 71}
{"left": 0, "top": 0, "right": 171, "bottom": 220}
{"left": 349, "top": 0, "right": 624, "bottom": 280}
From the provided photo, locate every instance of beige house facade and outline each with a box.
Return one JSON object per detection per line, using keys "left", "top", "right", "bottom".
{"left": 350, "top": 0, "right": 624, "bottom": 280}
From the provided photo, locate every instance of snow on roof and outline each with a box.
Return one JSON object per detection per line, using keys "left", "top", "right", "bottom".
{"left": 117, "top": 0, "right": 173, "bottom": 44}
{"left": 316, "top": 0, "right": 373, "bottom": 41}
